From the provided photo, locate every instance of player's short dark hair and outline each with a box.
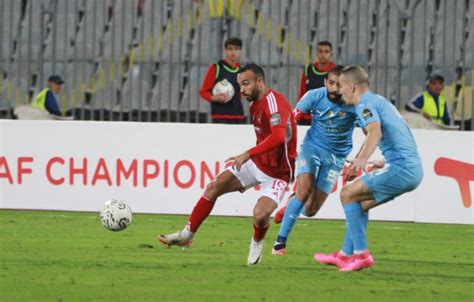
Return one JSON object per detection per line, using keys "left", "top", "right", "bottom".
{"left": 239, "top": 63, "right": 265, "bottom": 81}
{"left": 329, "top": 65, "right": 345, "bottom": 76}
{"left": 318, "top": 40, "right": 333, "bottom": 49}
{"left": 225, "top": 37, "right": 243, "bottom": 49}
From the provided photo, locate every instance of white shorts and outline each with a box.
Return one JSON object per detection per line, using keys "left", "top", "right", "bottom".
{"left": 227, "top": 159, "right": 289, "bottom": 205}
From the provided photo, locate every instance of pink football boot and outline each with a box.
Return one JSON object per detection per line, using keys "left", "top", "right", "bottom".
{"left": 339, "top": 251, "right": 375, "bottom": 272}
{"left": 314, "top": 251, "right": 354, "bottom": 268}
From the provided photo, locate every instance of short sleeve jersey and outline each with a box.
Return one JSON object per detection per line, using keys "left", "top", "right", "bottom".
{"left": 356, "top": 91, "right": 421, "bottom": 165}
{"left": 250, "top": 89, "right": 297, "bottom": 182}
{"left": 297, "top": 88, "right": 358, "bottom": 157}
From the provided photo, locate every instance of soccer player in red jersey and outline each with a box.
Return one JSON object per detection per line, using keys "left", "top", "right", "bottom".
{"left": 159, "top": 63, "right": 297, "bottom": 265}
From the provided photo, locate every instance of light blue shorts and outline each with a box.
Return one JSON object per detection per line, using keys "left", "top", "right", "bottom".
{"left": 296, "top": 143, "right": 345, "bottom": 194}
{"left": 361, "top": 162, "right": 423, "bottom": 204}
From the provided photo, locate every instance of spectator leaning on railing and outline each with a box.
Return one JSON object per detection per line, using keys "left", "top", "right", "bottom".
{"left": 407, "top": 74, "right": 451, "bottom": 126}
{"left": 31, "top": 75, "right": 64, "bottom": 117}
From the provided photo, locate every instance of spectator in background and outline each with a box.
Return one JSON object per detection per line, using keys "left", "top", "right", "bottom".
{"left": 31, "top": 75, "right": 64, "bottom": 116}
{"left": 408, "top": 74, "right": 451, "bottom": 126}
{"left": 297, "top": 41, "right": 337, "bottom": 125}
{"left": 199, "top": 37, "right": 245, "bottom": 124}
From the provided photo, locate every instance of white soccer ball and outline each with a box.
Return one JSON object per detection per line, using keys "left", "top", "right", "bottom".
{"left": 100, "top": 199, "right": 133, "bottom": 231}
{"left": 212, "top": 79, "right": 235, "bottom": 101}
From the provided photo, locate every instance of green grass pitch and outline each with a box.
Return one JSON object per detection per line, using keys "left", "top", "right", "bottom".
{"left": 1, "top": 210, "right": 473, "bottom": 301}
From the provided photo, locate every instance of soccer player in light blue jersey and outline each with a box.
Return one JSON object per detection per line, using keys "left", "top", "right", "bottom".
{"left": 314, "top": 65, "right": 423, "bottom": 271}
{"left": 272, "top": 65, "right": 362, "bottom": 256}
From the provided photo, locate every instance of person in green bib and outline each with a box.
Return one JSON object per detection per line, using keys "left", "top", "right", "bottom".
{"left": 409, "top": 74, "right": 451, "bottom": 126}
{"left": 31, "top": 75, "right": 64, "bottom": 116}
{"left": 199, "top": 37, "right": 245, "bottom": 124}
{"left": 296, "top": 41, "right": 337, "bottom": 126}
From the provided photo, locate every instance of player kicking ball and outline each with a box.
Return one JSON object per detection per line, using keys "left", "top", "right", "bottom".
{"left": 314, "top": 65, "right": 423, "bottom": 271}
{"left": 272, "top": 65, "right": 360, "bottom": 256}
{"left": 158, "top": 63, "right": 297, "bottom": 265}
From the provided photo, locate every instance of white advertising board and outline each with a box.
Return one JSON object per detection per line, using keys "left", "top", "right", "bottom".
{"left": 0, "top": 120, "right": 472, "bottom": 224}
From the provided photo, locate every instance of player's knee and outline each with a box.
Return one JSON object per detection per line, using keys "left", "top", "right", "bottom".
{"left": 304, "top": 209, "right": 317, "bottom": 217}
{"left": 253, "top": 209, "right": 269, "bottom": 226}
{"left": 304, "top": 201, "right": 321, "bottom": 217}
{"left": 340, "top": 187, "right": 353, "bottom": 204}
{"left": 204, "top": 180, "right": 220, "bottom": 198}
{"left": 296, "top": 185, "right": 312, "bottom": 202}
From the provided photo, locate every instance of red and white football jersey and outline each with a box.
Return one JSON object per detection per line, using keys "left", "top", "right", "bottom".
{"left": 249, "top": 89, "right": 297, "bottom": 183}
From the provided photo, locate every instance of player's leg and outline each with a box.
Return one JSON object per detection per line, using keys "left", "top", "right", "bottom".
{"left": 340, "top": 179, "right": 374, "bottom": 248}
{"left": 248, "top": 196, "right": 279, "bottom": 265}
{"left": 272, "top": 144, "right": 319, "bottom": 255}
{"left": 339, "top": 163, "right": 423, "bottom": 271}
{"left": 303, "top": 185, "right": 329, "bottom": 217}
{"left": 158, "top": 168, "right": 245, "bottom": 247}
{"left": 273, "top": 182, "right": 297, "bottom": 224}
{"left": 248, "top": 172, "right": 288, "bottom": 264}
{"left": 309, "top": 163, "right": 358, "bottom": 268}
{"left": 336, "top": 178, "right": 376, "bottom": 271}
{"left": 253, "top": 197, "right": 278, "bottom": 240}
{"left": 272, "top": 173, "right": 314, "bottom": 255}
{"left": 332, "top": 165, "right": 382, "bottom": 260}
{"left": 338, "top": 163, "right": 410, "bottom": 271}
{"left": 314, "top": 194, "right": 364, "bottom": 268}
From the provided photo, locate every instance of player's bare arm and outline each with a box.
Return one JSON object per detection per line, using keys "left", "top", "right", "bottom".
{"left": 343, "top": 128, "right": 366, "bottom": 181}
{"left": 228, "top": 126, "right": 287, "bottom": 172}
{"left": 348, "top": 122, "right": 382, "bottom": 174}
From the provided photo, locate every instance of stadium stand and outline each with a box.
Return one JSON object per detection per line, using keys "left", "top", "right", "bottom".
{"left": 0, "top": 0, "right": 471, "bottom": 129}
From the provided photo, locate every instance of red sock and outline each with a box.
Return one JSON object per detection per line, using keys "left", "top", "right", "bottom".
{"left": 253, "top": 223, "right": 269, "bottom": 241}
{"left": 187, "top": 196, "right": 215, "bottom": 233}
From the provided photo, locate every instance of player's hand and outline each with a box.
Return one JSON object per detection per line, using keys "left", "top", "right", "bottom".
{"left": 347, "top": 158, "right": 368, "bottom": 176}
{"left": 225, "top": 152, "right": 250, "bottom": 172}
{"left": 342, "top": 162, "right": 358, "bottom": 182}
{"left": 213, "top": 93, "right": 230, "bottom": 103}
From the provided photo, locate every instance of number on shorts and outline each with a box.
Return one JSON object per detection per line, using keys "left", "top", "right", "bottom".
{"left": 326, "top": 170, "right": 339, "bottom": 185}
{"left": 271, "top": 180, "right": 287, "bottom": 191}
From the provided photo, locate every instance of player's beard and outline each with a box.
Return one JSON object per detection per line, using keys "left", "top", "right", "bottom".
{"left": 244, "top": 89, "right": 260, "bottom": 102}
{"left": 328, "top": 91, "right": 342, "bottom": 102}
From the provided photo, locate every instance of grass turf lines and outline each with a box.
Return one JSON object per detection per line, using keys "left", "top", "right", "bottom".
{"left": 1, "top": 210, "right": 473, "bottom": 301}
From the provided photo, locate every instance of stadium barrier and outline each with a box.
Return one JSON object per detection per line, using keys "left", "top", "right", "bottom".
{"left": 0, "top": 120, "right": 472, "bottom": 224}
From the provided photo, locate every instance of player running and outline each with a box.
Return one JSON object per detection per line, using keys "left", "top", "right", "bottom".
{"left": 272, "top": 65, "right": 361, "bottom": 256}
{"left": 314, "top": 65, "right": 423, "bottom": 271}
{"left": 158, "top": 63, "right": 297, "bottom": 265}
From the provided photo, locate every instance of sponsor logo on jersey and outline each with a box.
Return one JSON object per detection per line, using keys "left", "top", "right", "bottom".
{"left": 363, "top": 108, "right": 373, "bottom": 120}
{"left": 270, "top": 113, "right": 281, "bottom": 126}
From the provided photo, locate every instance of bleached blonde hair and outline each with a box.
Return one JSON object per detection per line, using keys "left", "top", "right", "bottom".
{"left": 341, "top": 65, "right": 369, "bottom": 86}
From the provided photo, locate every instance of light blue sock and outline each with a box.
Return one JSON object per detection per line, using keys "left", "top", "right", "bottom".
{"left": 341, "top": 225, "right": 354, "bottom": 256}
{"left": 276, "top": 197, "right": 304, "bottom": 244}
{"left": 343, "top": 202, "right": 368, "bottom": 252}
{"left": 341, "top": 209, "right": 369, "bottom": 255}
{"left": 363, "top": 210, "right": 369, "bottom": 230}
